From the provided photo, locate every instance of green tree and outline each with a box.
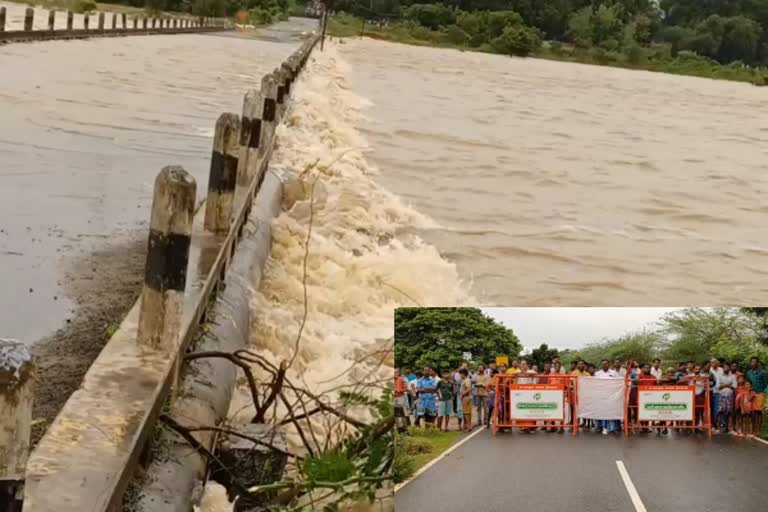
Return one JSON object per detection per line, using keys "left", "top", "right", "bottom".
{"left": 528, "top": 343, "right": 560, "bottom": 370}
{"left": 394, "top": 307, "right": 522, "bottom": 371}
{"left": 491, "top": 23, "right": 543, "bottom": 55}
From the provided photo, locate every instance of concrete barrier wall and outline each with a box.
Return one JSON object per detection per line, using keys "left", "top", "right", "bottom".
{"left": 19, "top": 33, "right": 320, "bottom": 512}
{"left": 0, "top": 5, "right": 232, "bottom": 44}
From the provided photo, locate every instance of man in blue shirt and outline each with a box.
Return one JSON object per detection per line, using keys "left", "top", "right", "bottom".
{"left": 746, "top": 357, "right": 768, "bottom": 435}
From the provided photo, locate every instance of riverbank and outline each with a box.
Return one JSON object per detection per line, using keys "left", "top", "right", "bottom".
{"left": 328, "top": 15, "right": 768, "bottom": 86}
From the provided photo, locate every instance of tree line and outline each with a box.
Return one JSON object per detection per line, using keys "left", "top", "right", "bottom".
{"left": 331, "top": 0, "right": 768, "bottom": 64}
{"left": 395, "top": 307, "right": 768, "bottom": 372}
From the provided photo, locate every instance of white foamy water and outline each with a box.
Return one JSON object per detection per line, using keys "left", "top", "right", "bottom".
{"left": 228, "top": 41, "right": 471, "bottom": 446}
{"left": 335, "top": 38, "right": 768, "bottom": 306}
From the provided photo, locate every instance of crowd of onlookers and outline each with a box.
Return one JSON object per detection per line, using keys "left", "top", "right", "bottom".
{"left": 394, "top": 356, "right": 768, "bottom": 437}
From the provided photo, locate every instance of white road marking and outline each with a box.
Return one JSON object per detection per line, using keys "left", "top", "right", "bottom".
{"left": 616, "top": 461, "right": 648, "bottom": 512}
{"left": 751, "top": 435, "right": 768, "bottom": 446}
{"left": 394, "top": 425, "right": 487, "bottom": 494}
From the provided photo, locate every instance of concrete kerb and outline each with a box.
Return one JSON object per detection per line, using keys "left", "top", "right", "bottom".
{"left": 21, "top": 33, "right": 320, "bottom": 512}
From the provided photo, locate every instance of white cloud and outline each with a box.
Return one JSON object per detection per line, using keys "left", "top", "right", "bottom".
{"left": 480, "top": 307, "right": 685, "bottom": 351}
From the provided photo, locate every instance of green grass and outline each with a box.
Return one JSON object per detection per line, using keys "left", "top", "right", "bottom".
{"left": 405, "top": 427, "right": 462, "bottom": 471}
{"left": 762, "top": 411, "right": 768, "bottom": 440}
{"left": 328, "top": 15, "right": 768, "bottom": 86}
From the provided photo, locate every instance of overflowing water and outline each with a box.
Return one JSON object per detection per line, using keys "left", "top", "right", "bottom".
{"left": 334, "top": 38, "right": 768, "bottom": 306}
{"left": 0, "top": 21, "right": 314, "bottom": 342}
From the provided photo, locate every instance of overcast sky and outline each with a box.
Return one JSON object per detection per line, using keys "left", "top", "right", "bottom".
{"left": 480, "top": 308, "right": 684, "bottom": 351}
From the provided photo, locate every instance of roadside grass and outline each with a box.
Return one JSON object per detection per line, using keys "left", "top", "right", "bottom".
{"left": 395, "top": 426, "right": 462, "bottom": 482}
{"left": 763, "top": 411, "right": 768, "bottom": 440}
{"left": 328, "top": 14, "right": 768, "bottom": 86}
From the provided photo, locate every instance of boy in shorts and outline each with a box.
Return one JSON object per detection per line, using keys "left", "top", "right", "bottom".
{"left": 436, "top": 371, "right": 454, "bottom": 431}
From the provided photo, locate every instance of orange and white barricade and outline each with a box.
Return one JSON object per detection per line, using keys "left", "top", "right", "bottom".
{"left": 624, "top": 376, "right": 711, "bottom": 438}
{"left": 492, "top": 373, "right": 578, "bottom": 436}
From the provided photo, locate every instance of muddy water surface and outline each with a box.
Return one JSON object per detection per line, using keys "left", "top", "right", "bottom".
{"left": 0, "top": 19, "right": 317, "bottom": 342}
{"left": 338, "top": 39, "right": 768, "bottom": 305}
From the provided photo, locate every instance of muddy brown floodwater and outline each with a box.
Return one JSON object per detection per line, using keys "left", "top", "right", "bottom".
{"left": 337, "top": 39, "right": 768, "bottom": 305}
{"left": 0, "top": 18, "right": 317, "bottom": 437}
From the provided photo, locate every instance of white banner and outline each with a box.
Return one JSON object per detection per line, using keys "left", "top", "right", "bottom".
{"left": 577, "top": 377, "right": 625, "bottom": 420}
{"left": 638, "top": 386, "right": 694, "bottom": 421}
{"left": 510, "top": 386, "right": 564, "bottom": 420}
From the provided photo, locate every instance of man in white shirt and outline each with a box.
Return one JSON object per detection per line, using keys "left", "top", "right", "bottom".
{"left": 651, "top": 358, "right": 663, "bottom": 380}
{"left": 594, "top": 359, "right": 620, "bottom": 434}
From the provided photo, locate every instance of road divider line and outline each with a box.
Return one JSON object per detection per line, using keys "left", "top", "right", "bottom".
{"left": 616, "top": 461, "right": 647, "bottom": 512}
{"left": 395, "top": 425, "right": 487, "bottom": 494}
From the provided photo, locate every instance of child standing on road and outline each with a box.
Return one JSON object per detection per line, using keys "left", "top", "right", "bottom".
{"left": 460, "top": 368, "right": 473, "bottom": 432}
{"left": 436, "top": 371, "right": 454, "bottom": 432}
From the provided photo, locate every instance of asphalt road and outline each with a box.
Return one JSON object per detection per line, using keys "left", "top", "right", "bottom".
{"left": 396, "top": 429, "right": 768, "bottom": 511}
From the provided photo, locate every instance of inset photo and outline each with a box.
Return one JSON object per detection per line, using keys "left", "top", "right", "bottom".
{"left": 394, "top": 307, "right": 768, "bottom": 511}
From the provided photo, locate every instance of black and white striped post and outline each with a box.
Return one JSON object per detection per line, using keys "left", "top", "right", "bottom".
{"left": 67, "top": 10, "right": 73, "bottom": 31}
{"left": 137, "top": 167, "right": 196, "bottom": 350}
{"left": 151, "top": 17, "right": 156, "bottom": 29}
{"left": 281, "top": 60, "right": 295, "bottom": 97}
{"left": 143, "top": 17, "right": 148, "bottom": 29}
{"left": 24, "top": 7, "right": 33, "bottom": 32}
{"left": 204, "top": 113, "right": 241, "bottom": 234}
{"left": 83, "top": 13, "right": 89, "bottom": 30}
{"left": 122, "top": 13, "right": 126, "bottom": 28}
{"left": 0, "top": 7, "right": 6, "bottom": 33}
{"left": 48, "top": 10, "right": 55, "bottom": 31}
{"left": 172, "top": 18, "right": 177, "bottom": 28}
{"left": 274, "top": 66, "right": 289, "bottom": 121}
{"left": 257, "top": 73, "right": 278, "bottom": 162}
{"left": 111, "top": 13, "right": 117, "bottom": 29}
{"left": 98, "top": 12, "right": 104, "bottom": 31}
{"left": 0, "top": 339, "right": 35, "bottom": 512}
{"left": 236, "top": 90, "right": 261, "bottom": 190}
{"left": 133, "top": 16, "right": 138, "bottom": 29}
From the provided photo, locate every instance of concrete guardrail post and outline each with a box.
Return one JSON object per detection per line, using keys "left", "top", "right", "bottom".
{"left": 0, "top": 339, "right": 35, "bottom": 512}
{"left": 0, "top": 7, "right": 5, "bottom": 33}
{"left": 83, "top": 13, "right": 89, "bottom": 30}
{"left": 274, "top": 67, "right": 289, "bottom": 121}
{"left": 204, "top": 113, "right": 241, "bottom": 234}
{"left": 47, "top": 10, "right": 55, "bottom": 31}
{"left": 24, "top": 7, "right": 33, "bottom": 32}
{"left": 137, "top": 167, "right": 196, "bottom": 351}
{"left": 258, "top": 73, "right": 278, "bottom": 161}
{"left": 98, "top": 12, "right": 104, "bottom": 31}
{"left": 151, "top": 17, "right": 156, "bottom": 29}
{"left": 173, "top": 18, "right": 177, "bottom": 28}
{"left": 66, "top": 10, "right": 73, "bottom": 31}
{"left": 281, "top": 60, "right": 295, "bottom": 97}
{"left": 133, "top": 16, "right": 138, "bottom": 29}
{"left": 111, "top": 13, "right": 116, "bottom": 29}
{"left": 143, "top": 17, "right": 148, "bottom": 29}
{"left": 122, "top": 13, "right": 126, "bottom": 28}
{"left": 237, "top": 90, "right": 260, "bottom": 189}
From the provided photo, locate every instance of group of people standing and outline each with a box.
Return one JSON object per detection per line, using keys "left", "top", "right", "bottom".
{"left": 393, "top": 356, "right": 768, "bottom": 437}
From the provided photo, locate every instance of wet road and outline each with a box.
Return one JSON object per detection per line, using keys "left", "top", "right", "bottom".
{"left": 0, "top": 18, "right": 318, "bottom": 343}
{"left": 395, "top": 429, "right": 767, "bottom": 511}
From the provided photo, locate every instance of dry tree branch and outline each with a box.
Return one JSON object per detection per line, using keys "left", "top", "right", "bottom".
{"left": 184, "top": 351, "right": 262, "bottom": 415}
{"left": 180, "top": 424, "right": 303, "bottom": 461}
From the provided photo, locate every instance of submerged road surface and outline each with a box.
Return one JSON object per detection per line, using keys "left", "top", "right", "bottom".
{"left": 0, "top": 17, "right": 317, "bottom": 343}
{"left": 396, "top": 429, "right": 767, "bottom": 511}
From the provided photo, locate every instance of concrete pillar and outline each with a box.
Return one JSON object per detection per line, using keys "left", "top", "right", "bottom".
{"left": 257, "top": 73, "right": 278, "bottom": 161}
{"left": 24, "top": 7, "right": 33, "bottom": 32}
{"left": 0, "top": 7, "right": 5, "bottom": 33}
{"left": 143, "top": 17, "right": 148, "bottom": 29}
{"left": 134, "top": 16, "right": 138, "bottom": 29}
{"left": 281, "top": 60, "right": 295, "bottom": 97}
{"left": 83, "top": 13, "right": 89, "bottom": 30}
{"left": 204, "top": 113, "right": 240, "bottom": 234}
{"left": 111, "top": 13, "right": 116, "bottom": 29}
{"left": 0, "top": 339, "right": 35, "bottom": 511}
{"left": 122, "top": 13, "right": 126, "bottom": 28}
{"left": 137, "top": 167, "right": 196, "bottom": 351}
{"left": 151, "top": 17, "right": 156, "bottom": 29}
{"left": 98, "top": 12, "right": 104, "bottom": 31}
{"left": 48, "top": 10, "right": 55, "bottom": 31}
{"left": 237, "top": 90, "right": 260, "bottom": 189}
{"left": 274, "top": 67, "right": 288, "bottom": 121}
{"left": 172, "top": 18, "right": 177, "bottom": 28}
